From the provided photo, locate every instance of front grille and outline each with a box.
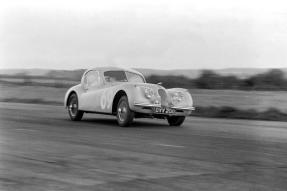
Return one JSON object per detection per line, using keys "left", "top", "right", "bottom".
{"left": 158, "top": 89, "right": 168, "bottom": 106}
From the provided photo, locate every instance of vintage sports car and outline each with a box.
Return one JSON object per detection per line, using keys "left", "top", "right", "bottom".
{"left": 64, "top": 67, "right": 195, "bottom": 127}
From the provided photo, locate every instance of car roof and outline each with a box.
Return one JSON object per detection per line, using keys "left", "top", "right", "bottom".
{"left": 88, "top": 67, "right": 143, "bottom": 76}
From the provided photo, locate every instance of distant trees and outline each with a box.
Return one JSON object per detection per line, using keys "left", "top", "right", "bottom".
{"left": 146, "top": 69, "right": 287, "bottom": 91}
{"left": 194, "top": 70, "right": 242, "bottom": 89}
{"left": 46, "top": 69, "right": 85, "bottom": 80}
{"left": 242, "top": 69, "right": 287, "bottom": 90}
{"left": 146, "top": 75, "right": 195, "bottom": 89}
{"left": 1, "top": 68, "right": 286, "bottom": 91}
{"left": 15, "top": 72, "right": 32, "bottom": 85}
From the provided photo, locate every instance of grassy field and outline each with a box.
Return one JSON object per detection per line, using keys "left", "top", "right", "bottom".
{"left": 190, "top": 89, "right": 287, "bottom": 112}
{"left": 0, "top": 84, "right": 67, "bottom": 105}
{"left": 1, "top": 84, "right": 287, "bottom": 113}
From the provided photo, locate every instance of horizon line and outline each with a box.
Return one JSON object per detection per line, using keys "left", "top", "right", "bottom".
{"left": 0, "top": 67, "right": 287, "bottom": 71}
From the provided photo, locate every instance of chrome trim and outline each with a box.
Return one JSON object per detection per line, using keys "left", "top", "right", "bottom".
{"left": 158, "top": 88, "right": 168, "bottom": 106}
{"left": 134, "top": 103, "right": 161, "bottom": 107}
{"left": 171, "top": 106, "right": 195, "bottom": 110}
{"left": 134, "top": 102, "right": 195, "bottom": 111}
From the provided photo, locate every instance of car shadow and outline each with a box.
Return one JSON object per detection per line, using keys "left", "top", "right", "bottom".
{"left": 80, "top": 117, "right": 169, "bottom": 128}
{"left": 82, "top": 118, "right": 118, "bottom": 126}
{"left": 132, "top": 120, "right": 169, "bottom": 128}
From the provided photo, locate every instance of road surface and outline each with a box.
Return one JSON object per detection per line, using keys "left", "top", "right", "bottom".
{"left": 0, "top": 102, "right": 287, "bottom": 191}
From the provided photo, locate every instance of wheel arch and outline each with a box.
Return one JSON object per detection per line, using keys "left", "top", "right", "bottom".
{"left": 112, "top": 90, "right": 127, "bottom": 114}
{"left": 65, "top": 91, "right": 77, "bottom": 107}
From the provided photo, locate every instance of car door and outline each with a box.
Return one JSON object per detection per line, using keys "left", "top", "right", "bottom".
{"left": 80, "top": 70, "right": 107, "bottom": 112}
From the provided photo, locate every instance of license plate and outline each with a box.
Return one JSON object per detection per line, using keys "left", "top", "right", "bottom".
{"left": 153, "top": 107, "right": 176, "bottom": 114}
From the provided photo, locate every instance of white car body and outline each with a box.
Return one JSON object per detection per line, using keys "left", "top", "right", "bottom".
{"left": 64, "top": 67, "right": 195, "bottom": 126}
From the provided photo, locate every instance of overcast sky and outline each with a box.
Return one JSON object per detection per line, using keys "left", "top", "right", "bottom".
{"left": 1, "top": 0, "right": 287, "bottom": 70}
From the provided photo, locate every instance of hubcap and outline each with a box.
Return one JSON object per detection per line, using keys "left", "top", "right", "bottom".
{"left": 68, "top": 98, "right": 78, "bottom": 116}
{"left": 118, "top": 101, "right": 127, "bottom": 122}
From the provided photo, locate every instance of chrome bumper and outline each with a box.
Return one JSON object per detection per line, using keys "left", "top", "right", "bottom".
{"left": 134, "top": 102, "right": 195, "bottom": 111}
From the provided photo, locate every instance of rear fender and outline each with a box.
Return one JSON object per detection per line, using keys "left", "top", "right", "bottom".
{"left": 64, "top": 84, "right": 84, "bottom": 108}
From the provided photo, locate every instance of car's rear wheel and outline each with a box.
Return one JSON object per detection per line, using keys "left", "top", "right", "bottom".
{"left": 116, "top": 96, "right": 134, "bottom": 127}
{"left": 167, "top": 116, "right": 185, "bottom": 126}
{"left": 67, "top": 93, "right": 84, "bottom": 121}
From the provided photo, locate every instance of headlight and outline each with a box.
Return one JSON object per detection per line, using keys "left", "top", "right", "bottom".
{"left": 144, "top": 87, "right": 156, "bottom": 99}
{"left": 171, "top": 92, "right": 184, "bottom": 104}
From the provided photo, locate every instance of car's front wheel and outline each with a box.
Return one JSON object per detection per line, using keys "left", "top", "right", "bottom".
{"left": 167, "top": 116, "right": 185, "bottom": 126}
{"left": 116, "top": 96, "right": 134, "bottom": 127}
{"left": 67, "top": 93, "right": 84, "bottom": 121}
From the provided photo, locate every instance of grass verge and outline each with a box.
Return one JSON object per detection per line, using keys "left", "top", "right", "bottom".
{"left": 192, "top": 106, "right": 287, "bottom": 122}
{"left": 0, "top": 98, "right": 62, "bottom": 106}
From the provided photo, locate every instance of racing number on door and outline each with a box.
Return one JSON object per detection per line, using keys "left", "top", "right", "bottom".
{"left": 100, "top": 90, "right": 113, "bottom": 110}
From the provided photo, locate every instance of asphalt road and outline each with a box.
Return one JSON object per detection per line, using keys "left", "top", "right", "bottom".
{"left": 0, "top": 102, "right": 287, "bottom": 191}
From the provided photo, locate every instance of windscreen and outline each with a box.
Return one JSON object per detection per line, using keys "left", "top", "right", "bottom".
{"left": 104, "top": 71, "right": 127, "bottom": 82}
{"left": 104, "top": 71, "right": 145, "bottom": 83}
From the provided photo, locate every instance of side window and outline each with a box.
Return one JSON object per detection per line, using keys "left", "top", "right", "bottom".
{"left": 85, "top": 70, "right": 101, "bottom": 88}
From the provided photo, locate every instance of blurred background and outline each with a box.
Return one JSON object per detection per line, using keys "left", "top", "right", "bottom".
{"left": 1, "top": 68, "right": 287, "bottom": 121}
{"left": 1, "top": 0, "right": 287, "bottom": 121}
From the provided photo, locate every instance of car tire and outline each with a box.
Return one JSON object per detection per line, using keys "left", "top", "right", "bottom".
{"left": 67, "top": 93, "right": 84, "bottom": 121}
{"left": 116, "top": 96, "right": 134, "bottom": 127}
{"left": 167, "top": 116, "right": 185, "bottom": 126}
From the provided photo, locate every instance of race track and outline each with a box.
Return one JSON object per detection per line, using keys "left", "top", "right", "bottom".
{"left": 0, "top": 102, "right": 287, "bottom": 191}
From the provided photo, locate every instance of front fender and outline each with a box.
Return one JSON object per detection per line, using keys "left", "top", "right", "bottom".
{"left": 112, "top": 84, "right": 151, "bottom": 111}
{"left": 167, "top": 88, "right": 193, "bottom": 108}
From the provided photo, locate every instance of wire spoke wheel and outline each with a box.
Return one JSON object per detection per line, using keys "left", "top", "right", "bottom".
{"left": 69, "top": 98, "right": 78, "bottom": 117}
{"left": 67, "top": 93, "right": 83, "bottom": 121}
{"left": 118, "top": 101, "right": 128, "bottom": 122}
{"left": 116, "top": 96, "right": 134, "bottom": 127}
